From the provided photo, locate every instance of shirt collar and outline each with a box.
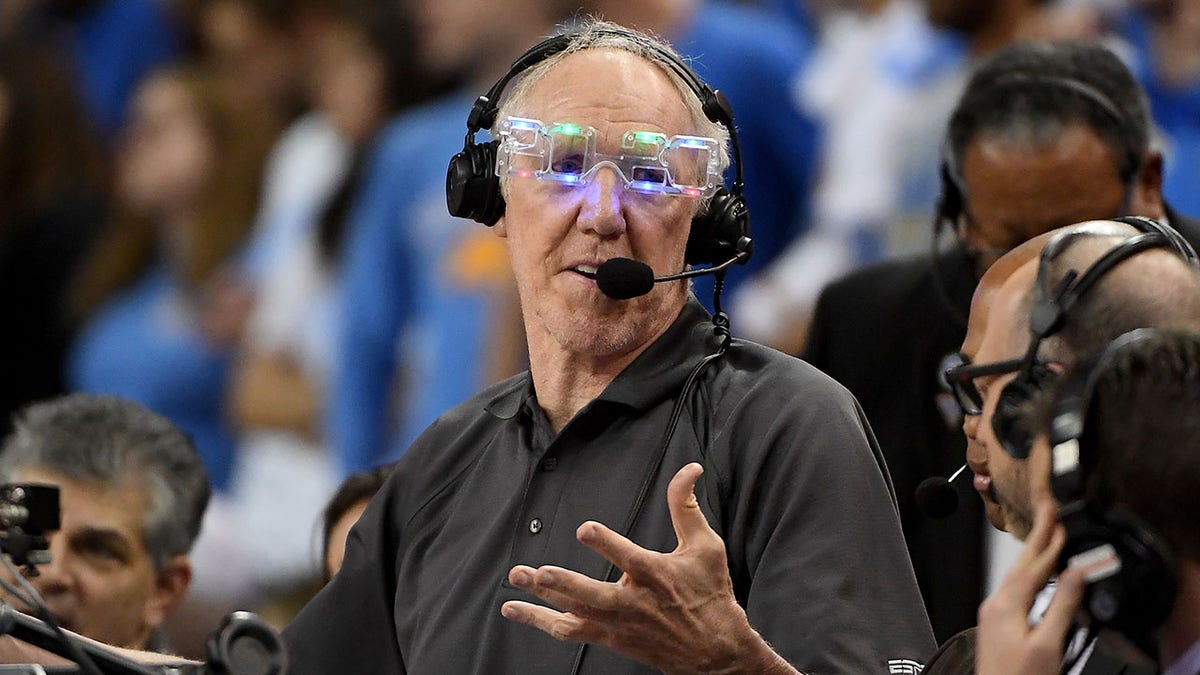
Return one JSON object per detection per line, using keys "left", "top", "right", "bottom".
{"left": 484, "top": 373, "right": 533, "bottom": 420}
{"left": 595, "top": 296, "right": 716, "bottom": 411}
{"left": 482, "top": 297, "right": 717, "bottom": 419}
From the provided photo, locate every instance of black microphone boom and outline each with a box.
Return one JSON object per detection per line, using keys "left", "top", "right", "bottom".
{"left": 916, "top": 464, "right": 968, "bottom": 519}
{"left": 592, "top": 250, "right": 751, "bottom": 301}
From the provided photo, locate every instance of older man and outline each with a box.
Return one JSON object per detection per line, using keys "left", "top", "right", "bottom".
{"left": 0, "top": 394, "right": 209, "bottom": 651}
{"left": 283, "top": 21, "right": 933, "bottom": 675}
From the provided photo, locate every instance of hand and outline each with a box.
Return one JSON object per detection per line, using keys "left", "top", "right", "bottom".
{"left": 501, "top": 463, "right": 797, "bottom": 675}
{"left": 976, "top": 500, "right": 1109, "bottom": 675}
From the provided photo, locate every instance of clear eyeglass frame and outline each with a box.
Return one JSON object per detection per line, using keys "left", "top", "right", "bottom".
{"left": 493, "top": 116, "right": 722, "bottom": 198}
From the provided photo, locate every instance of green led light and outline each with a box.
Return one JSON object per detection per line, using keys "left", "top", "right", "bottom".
{"left": 633, "top": 131, "right": 662, "bottom": 143}
{"left": 553, "top": 123, "right": 583, "bottom": 136}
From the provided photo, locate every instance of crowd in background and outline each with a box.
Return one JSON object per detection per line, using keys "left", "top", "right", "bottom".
{"left": 0, "top": 0, "right": 1198, "bottom": 658}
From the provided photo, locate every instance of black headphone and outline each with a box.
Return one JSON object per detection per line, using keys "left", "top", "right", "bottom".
{"left": 1044, "top": 328, "right": 1177, "bottom": 647}
{"left": 991, "top": 216, "right": 1199, "bottom": 459}
{"left": 445, "top": 27, "right": 751, "bottom": 267}
{"left": 935, "top": 73, "right": 1133, "bottom": 235}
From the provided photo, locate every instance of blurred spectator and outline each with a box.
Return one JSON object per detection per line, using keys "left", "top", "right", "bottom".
{"left": 0, "top": 40, "right": 108, "bottom": 437}
{"left": 192, "top": 0, "right": 306, "bottom": 128}
{"left": 1117, "top": 0, "right": 1200, "bottom": 217}
{"left": 327, "top": 0, "right": 571, "bottom": 473}
{"left": 321, "top": 463, "right": 394, "bottom": 583}
{"left": 224, "top": 0, "right": 430, "bottom": 595}
{"left": 66, "top": 66, "right": 275, "bottom": 495}
{"left": 0, "top": 0, "right": 181, "bottom": 137}
{"left": 577, "top": 0, "right": 822, "bottom": 312}
{"left": 732, "top": 0, "right": 1116, "bottom": 353}
{"left": 732, "top": 0, "right": 967, "bottom": 351}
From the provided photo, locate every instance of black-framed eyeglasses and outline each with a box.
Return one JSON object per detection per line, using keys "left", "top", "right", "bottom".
{"left": 944, "top": 357, "right": 1026, "bottom": 416}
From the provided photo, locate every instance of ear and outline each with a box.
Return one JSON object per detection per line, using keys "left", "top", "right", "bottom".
{"left": 493, "top": 213, "right": 508, "bottom": 238}
{"left": 142, "top": 555, "right": 192, "bottom": 633}
{"left": 1130, "top": 151, "right": 1166, "bottom": 220}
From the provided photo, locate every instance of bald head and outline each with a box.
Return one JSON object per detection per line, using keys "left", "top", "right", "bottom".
{"left": 961, "top": 221, "right": 1140, "bottom": 359}
{"left": 1037, "top": 234, "right": 1200, "bottom": 364}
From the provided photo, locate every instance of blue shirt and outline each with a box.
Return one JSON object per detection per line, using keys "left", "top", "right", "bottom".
{"left": 1120, "top": 9, "right": 1200, "bottom": 218}
{"left": 674, "top": 1, "right": 820, "bottom": 307}
{"left": 331, "top": 95, "right": 507, "bottom": 474}
{"left": 69, "top": 269, "right": 236, "bottom": 490}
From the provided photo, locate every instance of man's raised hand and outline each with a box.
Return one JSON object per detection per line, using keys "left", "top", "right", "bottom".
{"left": 501, "top": 463, "right": 797, "bottom": 674}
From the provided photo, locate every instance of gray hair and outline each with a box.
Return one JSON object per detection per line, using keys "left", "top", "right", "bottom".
{"left": 0, "top": 394, "right": 210, "bottom": 570}
{"left": 493, "top": 19, "right": 732, "bottom": 201}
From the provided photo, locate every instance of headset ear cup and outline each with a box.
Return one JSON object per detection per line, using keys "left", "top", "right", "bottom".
{"left": 446, "top": 140, "right": 506, "bottom": 226}
{"left": 686, "top": 188, "right": 750, "bottom": 266}
{"left": 992, "top": 365, "right": 1057, "bottom": 459}
{"left": 1059, "top": 506, "right": 1177, "bottom": 642}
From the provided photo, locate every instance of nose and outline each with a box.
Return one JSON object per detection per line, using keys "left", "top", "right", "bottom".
{"left": 30, "top": 535, "right": 73, "bottom": 599}
{"left": 961, "top": 411, "right": 980, "bottom": 441}
{"left": 576, "top": 164, "right": 626, "bottom": 239}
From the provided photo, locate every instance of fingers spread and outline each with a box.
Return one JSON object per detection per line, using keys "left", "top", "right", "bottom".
{"left": 576, "top": 521, "right": 662, "bottom": 583}
{"left": 509, "top": 564, "right": 622, "bottom": 617}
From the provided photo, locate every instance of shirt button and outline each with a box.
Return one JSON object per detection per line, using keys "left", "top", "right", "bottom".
{"left": 529, "top": 518, "right": 543, "bottom": 534}
{"left": 541, "top": 457, "right": 558, "bottom": 471}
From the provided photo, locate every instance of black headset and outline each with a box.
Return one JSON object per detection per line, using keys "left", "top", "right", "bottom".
{"left": 1044, "top": 327, "right": 1177, "bottom": 648}
{"left": 445, "top": 27, "right": 751, "bottom": 267}
{"left": 990, "top": 216, "right": 1199, "bottom": 459}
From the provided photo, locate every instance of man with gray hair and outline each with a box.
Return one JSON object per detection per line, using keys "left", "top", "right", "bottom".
{"left": 284, "top": 19, "right": 933, "bottom": 675}
{"left": 0, "top": 393, "right": 210, "bottom": 651}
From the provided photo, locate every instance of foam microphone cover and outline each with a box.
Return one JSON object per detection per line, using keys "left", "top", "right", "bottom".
{"left": 916, "top": 476, "right": 959, "bottom": 519}
{"left": 596, "top": 257, "right": 655, "bottom": 300}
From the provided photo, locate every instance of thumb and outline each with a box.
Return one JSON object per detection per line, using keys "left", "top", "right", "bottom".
{"left": 667, "top": 462, "right": 714, "bottom": 549}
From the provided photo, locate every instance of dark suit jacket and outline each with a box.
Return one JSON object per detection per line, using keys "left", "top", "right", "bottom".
{"left": 801, "top": 207, "right": 1200, "bottom": 643}
{"left": 804, "top": 246, "right": 983, "bottom": 643}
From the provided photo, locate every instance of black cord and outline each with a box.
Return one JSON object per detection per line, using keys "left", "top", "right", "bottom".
{"left": 928, "top": 213, "right": 972, "bottom": 331}
{"left": 568, "top": 288, "right": 732, "bottom": 674}
{"left": 0, "top": 554, "right": 105, "bottom": 675}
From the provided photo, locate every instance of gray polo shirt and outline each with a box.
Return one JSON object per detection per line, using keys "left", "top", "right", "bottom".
{"left": 284, "top": 299, "right": 935, "bottom": 673}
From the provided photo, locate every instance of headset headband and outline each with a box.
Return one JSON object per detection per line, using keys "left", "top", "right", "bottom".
{"left": 461, "top": 27, "right": 742, "bottom": 190}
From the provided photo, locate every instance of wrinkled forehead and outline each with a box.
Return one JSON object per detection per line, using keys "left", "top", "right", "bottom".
{"left": 513, "top": 48, "right": 697, "bottom": 144}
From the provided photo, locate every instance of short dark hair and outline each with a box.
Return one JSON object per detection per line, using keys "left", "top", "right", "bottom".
{"left": 0, "top": 394, "right": 211, "bottom": 570}
{"left": 946, "top": 42, "right": 1150, "bottom": 190}
{"left": 1058, "top": 329, "right": 1200, "bottom": 562}
{"left": 321, "top": 462, "right": 394, "bottom": 583}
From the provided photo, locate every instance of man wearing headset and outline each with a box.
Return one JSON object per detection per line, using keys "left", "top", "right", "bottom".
{"left": 281, "top": 20, "right": 933, "bottom": 675}
{"left": 977, "top": 327, "right": 1200, "bottom": 675}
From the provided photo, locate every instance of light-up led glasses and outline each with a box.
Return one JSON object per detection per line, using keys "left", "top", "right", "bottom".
{"left": 494, "top": 116, "right": 722, "bottom": 197}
